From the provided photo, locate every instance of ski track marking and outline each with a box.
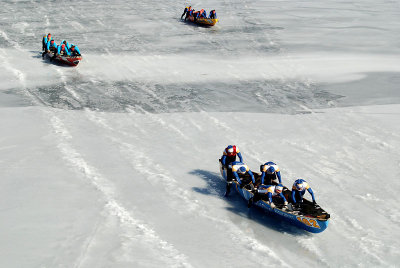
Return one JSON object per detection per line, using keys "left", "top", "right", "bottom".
{"left": 48, "top": 114, "right": 193, "bottom": 268}
{"left": 136, "top": 105, "right": 189, "bottom": 140}
{"left": 296, "top": 236, "right": 330, "bottom": 267}
{"left": 332, "top": 213, "right": 389, "bottom": 266}
{"left": 73, "top": 215, "right": 102, "bottom": 268}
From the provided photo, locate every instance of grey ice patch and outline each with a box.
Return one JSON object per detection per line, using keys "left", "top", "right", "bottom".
{"left": 18, "top": 78, "right": 342, "bottom": 114}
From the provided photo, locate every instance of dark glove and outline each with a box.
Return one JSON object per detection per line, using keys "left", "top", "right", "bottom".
{"left": 313, "top": 200, "right": 316, "bottom": 205}
{"left": 239, "top": 182, "right": 244, "bottom": 188}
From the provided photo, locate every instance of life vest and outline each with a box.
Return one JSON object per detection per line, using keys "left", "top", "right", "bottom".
{"left": 231, "top": 163, "right": 249, "bottom": 173}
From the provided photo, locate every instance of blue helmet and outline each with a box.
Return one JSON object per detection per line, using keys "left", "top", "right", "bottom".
{"left": 295, "top": 180, "right": 305, "bottom": 191}
{"left": 275, "top": 184, "right": 283, "bottom": 193}
{"left": 237, "top": 166, "right": 247, "bottom": 174}
{"left": 266, "top": 166, "right": 276, "bottom": 174}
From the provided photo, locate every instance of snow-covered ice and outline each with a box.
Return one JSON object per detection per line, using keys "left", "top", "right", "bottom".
{"left": 1, "top": 0, "right": 399, "bottom": 267}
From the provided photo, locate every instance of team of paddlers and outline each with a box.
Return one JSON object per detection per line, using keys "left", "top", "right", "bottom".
{"left": 41, "top": 7, "right": 216, "bottom": 64}
{"left": 181, "top": 6, "right": 217, "bottom": 21}
{"left": 41, "top": 33, "right": 81, "bottom": 61}
{"left": 221, "top": 145, "right": 317, "bottom": 209}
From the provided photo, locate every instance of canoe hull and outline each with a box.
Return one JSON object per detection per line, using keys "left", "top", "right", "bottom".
{"left": 186, "top": 16, "right": 218, "bottom": 26}
{"left": 45, "top": 51, "right": 82, "bottom": 66}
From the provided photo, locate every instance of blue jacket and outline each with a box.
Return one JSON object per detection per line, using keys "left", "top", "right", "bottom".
{"left": 69, "top": 44, "right": 81, "bottom": 55}
{"left": 260, "top": 161, "right": 282, "bottom": 184}
{"left": 257, "top": 185, "right": 287, "bottom": 203}
{"left": 209, "top": 10, "right": 217, "bottom": 18}
{"left": 43, "top": 36, "right": 52, "bottom": 44}
{"left": 291, "top": 179, "right": 315, "bottom": 203}
{"left": 231, "top": 161, "right": 255, "bottom": 184}
{"left": 61, "top": 40, "right": 70, "bottom": 49}
{"left": 46, "top": 40, "right": 57, "bottom": 51}
{"left": 57, "top": 45, "right": 70, "bottom": 56}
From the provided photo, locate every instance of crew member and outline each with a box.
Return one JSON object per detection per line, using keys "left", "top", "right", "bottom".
{"left": 199, "top": 9, "right": 207, "bottom": 18}
{"left": 291, "top": 179, "right": 316, "bottom": 206}
{"left": 260, "top": 161, "right": 282, "bottom": 185}
{"left": 248, "top": 184, "right": 288, "bottom": 209}
{"left": 68, "top": 43, "right": 81, "bottom": 55}
{"left": 60, "top": 40, "right": 70, "bottom": 49}
{"left": 221, "top": 145, "right": 243, "bottom": 181}
{"left": 231, "top": 161, "right": 255, "bottom": 188}
{"left": 209, "top": 10, "right": 217, "bottom": 19}
{"left": 42, "top": 33, "right": 51, "bottom": 51}
{"left": 42, "top": 39, "right": 57, "bottom": 59}
{"left": 57, "top": 44, "right": 70, "bottom": 56}
{"left": 181, "top": 6, "right": 192, "bottom": 20}
{"left": 69, "top": 45, "right": 81, "bottom": 56}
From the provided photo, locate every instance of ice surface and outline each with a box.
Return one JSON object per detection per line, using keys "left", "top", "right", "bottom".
{"left": 1, "top": 0, "right": 399, "bottom": 267}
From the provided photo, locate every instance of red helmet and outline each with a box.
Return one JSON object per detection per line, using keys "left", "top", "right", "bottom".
{"left": 61, "top": 44, "right": 65, "bottom": 49}
{"left": 50, "top": 39, "right": 54, "bottom": 43}
{"left": 226, "top": 145, "right": 237, "bottom": 157}
{"left": 71, "top": 46, "right": 75, "bottom": 51}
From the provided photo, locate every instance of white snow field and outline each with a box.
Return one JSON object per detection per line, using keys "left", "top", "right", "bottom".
{"left": 1, "top": 0, "right": 400, "bottom": 267}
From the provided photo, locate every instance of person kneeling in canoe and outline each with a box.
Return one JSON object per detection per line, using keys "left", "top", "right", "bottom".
{"left": 57, "top": 43, "right": 70, "bottom": 57}
{"left": 199, "top": 9, "right": 207, "bottom": 18}
{"left": 192, "top": 10, "right": 201, "bottom": 21}
{"left": 260, "top": 161, "right": 282, "bottom": 185}
{"left": 248, "top": 184, "right": 288, "bottom": 209}
{"left": 291, "top": 179, "right": 316, "bottom": 207}
{"left": 69, "top": 45, "right": 81, "bottom": 56}
{"left": 232, "top": 161, "right": 256, "bottom": 189}
{"left": 209, "top": 10, "right": 217, "bottom": 19}
{"left": 224, "top": 161, "right": 254, "bottom": 196}
{"left": 43, "top": 39, "right": 57, "bottom": 60}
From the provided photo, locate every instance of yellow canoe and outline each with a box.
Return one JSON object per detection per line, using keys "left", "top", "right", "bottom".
{"left": 186, "top": 16, "right": 218, "bottom": 26}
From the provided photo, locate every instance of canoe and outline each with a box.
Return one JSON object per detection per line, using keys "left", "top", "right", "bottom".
{"left": 219, "top": 161, "right": 330, "bottom": 233}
